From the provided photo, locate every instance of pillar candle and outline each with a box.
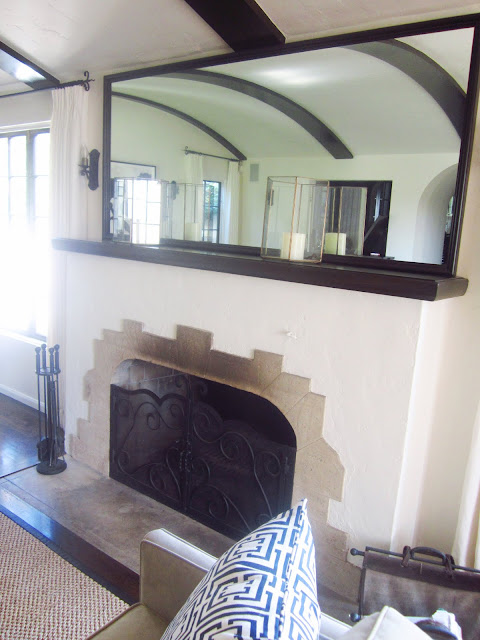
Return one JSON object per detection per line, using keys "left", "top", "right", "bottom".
{"left": 185, "top": 222, "right": 202, "bottom": 241}
{"left": 280, "top": 232, "right": 306, "bottom": 260}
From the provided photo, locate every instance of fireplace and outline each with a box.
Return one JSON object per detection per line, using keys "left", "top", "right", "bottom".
{"left": 110, "top": 361, "right": 296, "bottom": 539}
{"left": 72, "top": 320, "right": 360, "bottom": 599}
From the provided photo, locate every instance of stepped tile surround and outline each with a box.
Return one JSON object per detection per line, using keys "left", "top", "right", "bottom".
{"left": 71, "top": 319, "right": 360, "bottom": 599}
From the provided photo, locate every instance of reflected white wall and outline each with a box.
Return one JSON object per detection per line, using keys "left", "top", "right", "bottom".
{"left": 413, "top": 164, "right": 458, "bottom": 264}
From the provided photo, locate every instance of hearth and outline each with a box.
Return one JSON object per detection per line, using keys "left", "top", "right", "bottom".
{"left": 110, "top": 362, "right": 296, "bottom": 539}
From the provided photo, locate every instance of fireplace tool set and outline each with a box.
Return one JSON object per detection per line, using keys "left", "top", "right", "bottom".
{"left": 35, "top": 343, "right": 67, "bottom": 475}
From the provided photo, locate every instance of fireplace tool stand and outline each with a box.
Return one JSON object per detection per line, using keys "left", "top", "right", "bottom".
{"left": 35, "top": 344, "right": 67, "bottom": 475}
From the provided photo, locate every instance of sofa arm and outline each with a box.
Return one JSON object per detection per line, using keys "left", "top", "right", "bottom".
{"left": 140, "top": 529, "right": 217, "bottom": 621}
{"left": 319, "top": 612, "right": 352, "bottom": 638}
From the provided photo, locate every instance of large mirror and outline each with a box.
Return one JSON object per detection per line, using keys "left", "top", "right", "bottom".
{"left": 104, "top": 16, "right": 479, "bottom": 275}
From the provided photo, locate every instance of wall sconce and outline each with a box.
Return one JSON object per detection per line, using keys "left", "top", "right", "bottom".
{"left": 79, "top": 148, "right": 100, "bottom": 190}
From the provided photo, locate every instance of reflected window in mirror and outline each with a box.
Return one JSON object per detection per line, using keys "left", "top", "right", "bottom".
{"left": 204, "top": 180, "right": 221, "bottom": 243}
{"left": 103, "top": 14, "right": 480, "bottom": 277}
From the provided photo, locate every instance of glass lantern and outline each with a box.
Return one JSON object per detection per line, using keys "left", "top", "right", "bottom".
{"left": 261, "top": 176, "right": 329, "bottom": 262}
{"left": 323, "top": 185, "right": 368, "bottom": 256}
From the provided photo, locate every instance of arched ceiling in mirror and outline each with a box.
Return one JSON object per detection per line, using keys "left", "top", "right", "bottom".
{"left": 346, "top": 41, "right": 465, "bottom": 136}
{"left": 397, "top": 30, "right": 473, "bottom": 91}
{"left": 112, "top": 28, "right": 471, "bottom": 160}
{"left": 112, "top": 91, "right": 248, "bottom": 160}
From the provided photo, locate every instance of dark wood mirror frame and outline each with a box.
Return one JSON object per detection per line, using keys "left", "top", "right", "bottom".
{"left": 93, "top": 13, "right": 480, "bottom": 301}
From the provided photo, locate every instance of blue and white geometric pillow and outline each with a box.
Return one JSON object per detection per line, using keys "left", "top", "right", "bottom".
{"left": 281, "top": 503, "right": 321, "bottom": 640}
{"left": 161, "top": 499, "right": 321, "bottom": 640}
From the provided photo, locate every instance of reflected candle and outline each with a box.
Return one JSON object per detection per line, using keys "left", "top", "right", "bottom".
{"left": 185, "top": 222, "right": 202, "bottom": 241}
{"left": 324, "top": 232, "right": 346, "bottom": 255}
{"left": 280, "top": 232, "right": 306, "bottom": 260}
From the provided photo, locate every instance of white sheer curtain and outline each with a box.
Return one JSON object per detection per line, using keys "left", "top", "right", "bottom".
{"left": 220, "top": 161, "right": 240, "bottom": 244}
{"left": 48, "top": 85, "right": 88, "bottom": 394}
{"left": 49, "top": 86, "right": 88, "bottom": 239}
{"left": 185, "top": 153, "right": 204, "bottom": 226}
{"left": 453, "top": 399, "right": 480, "bottom": 567}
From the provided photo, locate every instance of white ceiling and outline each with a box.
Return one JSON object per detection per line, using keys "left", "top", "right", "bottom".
{"left": 0, "top": 0, "right": 479, "bottom": 85}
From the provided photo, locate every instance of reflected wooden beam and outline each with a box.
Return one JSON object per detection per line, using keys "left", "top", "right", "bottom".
{"left": 0, "top": 40, "right": 59, "bottom": 89}
{"left": 184, "top": 0, "right": 285, "bottom": 51}
{"left": 112, "top": 92, "right": 247, "bottom": 160}
{"left": 166, "top": 70, "right": 354, "bottom": 159}
{"left": 348, "top": 41, "right": 466, "bottom": 136}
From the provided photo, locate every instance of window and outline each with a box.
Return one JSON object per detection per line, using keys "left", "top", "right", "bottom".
{"left": 0, "top": 129, "right": 50, "bottom": 339}
{"left": 111, "top": 178, "right": 222, "bottom": 246}
{"left": 111, "top": 178, "right": 161, "bottom": 245}
{"left": 203, "top": 180, "right": 221, "bottom": 243}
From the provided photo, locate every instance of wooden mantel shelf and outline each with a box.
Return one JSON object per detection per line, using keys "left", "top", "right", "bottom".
{"left": 52, "top": 238, "right": 469, "bottom": 302}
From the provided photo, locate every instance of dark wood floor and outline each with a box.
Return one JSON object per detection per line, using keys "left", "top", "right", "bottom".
{"left": 0, "top": 393, "right": 39, "bottom": 477}
{"left": 0, "top": 393, "right": 139, "bottom": 603}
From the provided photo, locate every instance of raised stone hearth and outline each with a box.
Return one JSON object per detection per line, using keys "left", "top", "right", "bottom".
{"left": 71, "top": 320, "right": 360, "bottom": 598}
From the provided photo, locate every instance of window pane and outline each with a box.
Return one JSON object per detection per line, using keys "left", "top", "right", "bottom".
{"left": 203, "top": 180, "right": 220, "bottom": 243}
{"left": 147, "top": 203, "right": 161, "bottom": 226}
{"left": 9, "top": 135, "right": 26, "bottom": 176}
{"left": 0, "top": 138, "right": 8, "bottom": 176}
{"left": 0, "top": 177, "right": 8, "bottom": 220}
{"left": 32, "top": 232, "right": 50, "bottom": 338}
{"left": 10, "top": 177, "right": 27, "bottom": 219}
{"left": 34, "top": 132, "right": 50, "bottom": 175}
{"left": 35, "top": 175, "right": 49, "bottom": 221}
{"left": 0, "top": 129, "right": 50, "bottom": 339}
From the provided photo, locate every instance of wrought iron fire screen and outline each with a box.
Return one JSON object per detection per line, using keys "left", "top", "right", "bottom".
{"left": 110, "top": 370, "right": 296, "bottom": 539}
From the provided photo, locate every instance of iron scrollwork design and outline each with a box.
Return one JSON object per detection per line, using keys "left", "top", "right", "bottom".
{"left": 110, "top": 371, "right": 295, "bottom": 539}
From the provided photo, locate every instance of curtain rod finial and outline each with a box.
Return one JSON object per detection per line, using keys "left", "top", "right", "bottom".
{"left": 82, "top": 71, "right": 94, "bottom": 91}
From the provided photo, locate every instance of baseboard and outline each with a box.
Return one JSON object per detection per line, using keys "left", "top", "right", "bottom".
{"left": 0, "top": 384, "right": 44, "bottom": 412}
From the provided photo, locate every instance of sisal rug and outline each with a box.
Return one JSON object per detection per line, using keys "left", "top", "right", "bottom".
{"left": 0, "top": 510, "right": 129, "bottom": 640}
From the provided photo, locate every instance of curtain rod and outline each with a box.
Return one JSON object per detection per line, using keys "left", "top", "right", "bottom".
{"left": 0, "top": 71, "right": 94, "bottom": 101}
{"left": 184, "top": 146, "right": 241, "bottom": 163}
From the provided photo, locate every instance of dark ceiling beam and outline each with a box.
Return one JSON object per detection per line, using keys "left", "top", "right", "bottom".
{"left": 347, "top": 41, "right": 466, "bottom": 136}
{"left": 112, "top": 92, "right": 247, "bottom": 161}
{"left": 184, "top": 0, "right": 285, "bottom": 51}
{"left": 166, "top": 70, "right": 354, "bottom": 159}
{"left": 0, "top": 40, "right": 60, "bottom": 89}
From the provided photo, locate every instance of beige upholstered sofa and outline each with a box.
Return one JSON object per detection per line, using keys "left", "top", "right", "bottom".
{"left": 87, "top": 528, "right": 352, "bottom": 640}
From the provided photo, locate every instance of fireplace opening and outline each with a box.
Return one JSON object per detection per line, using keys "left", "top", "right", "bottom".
{"left": 110, "top": 360, "right": 296, "bottom": 539}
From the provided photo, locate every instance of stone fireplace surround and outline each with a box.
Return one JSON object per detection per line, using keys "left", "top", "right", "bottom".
{"left": 71, "top": 319, "right": 360, "bottom": 599}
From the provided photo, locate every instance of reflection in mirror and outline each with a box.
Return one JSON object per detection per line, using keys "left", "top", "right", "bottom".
{"left": 108, "top": 23, "right": 475, "bottom": 267}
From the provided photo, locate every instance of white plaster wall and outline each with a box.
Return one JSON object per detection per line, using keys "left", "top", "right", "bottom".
{"left": 391, "top": 114, "right": 480, "bottom": 553}
{"left": 0, "top": 333, "right": 40, "bottom": 407}
{"left": 61, "top": 251, "right": 422, "bottom": 552}
{"left": 391, "top": 293, "right": 480, "bottom": 554}
{"left": 0, "top": 91, "right": 52, "bottom": 127}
